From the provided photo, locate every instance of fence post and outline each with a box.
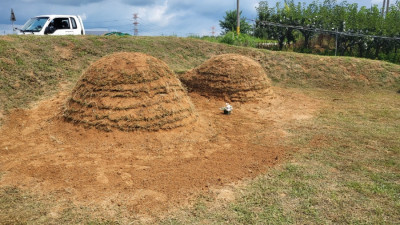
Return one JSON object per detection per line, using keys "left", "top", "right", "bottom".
{"left": 335, "top": 28, "right": 338, "bottom": 56}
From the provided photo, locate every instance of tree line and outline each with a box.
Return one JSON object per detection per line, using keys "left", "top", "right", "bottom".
{"left": 220, "top": 0, "right": 400, "bottom": 64}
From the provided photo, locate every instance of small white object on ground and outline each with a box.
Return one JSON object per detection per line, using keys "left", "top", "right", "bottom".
{"left": 225, "top": 103, "right": 233, "bottom": 112}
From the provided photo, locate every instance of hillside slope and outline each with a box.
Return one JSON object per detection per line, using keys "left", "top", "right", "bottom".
{"left": 0, "top": 35, "right": 399, "bottom": 111}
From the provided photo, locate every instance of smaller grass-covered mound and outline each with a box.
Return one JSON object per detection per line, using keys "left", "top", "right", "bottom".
{"left": 181, "top": 54, "right": 273, "bottom": 102}
{"left": 64, "top": 52, "right": 196, "bottom": 131}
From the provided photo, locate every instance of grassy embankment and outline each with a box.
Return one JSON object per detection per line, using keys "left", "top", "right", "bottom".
{"left": 0, "top": 35, "right": 399, "bottom": 224}
{"left": 1, "top": 35, "right": 399, "bottom": 112}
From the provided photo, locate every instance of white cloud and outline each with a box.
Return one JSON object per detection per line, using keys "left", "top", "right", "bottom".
{"left": 137, "top": 0, "right": 177, "bottom": 27}
{"left": 79, "top": 13, "right": 87, "bottom": 21}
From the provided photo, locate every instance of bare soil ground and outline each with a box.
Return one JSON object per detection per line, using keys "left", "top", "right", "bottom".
{"left": 0, "top": 85, "right": 319, "bottom": 218}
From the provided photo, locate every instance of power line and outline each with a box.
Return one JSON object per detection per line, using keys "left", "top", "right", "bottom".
{"left": 84, "top": 19, "right": 129, "bottom": 24}
{"left": 136, "top": 20, "right": 165, "bottom": 30}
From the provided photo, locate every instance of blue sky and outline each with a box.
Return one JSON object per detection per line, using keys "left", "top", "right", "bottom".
{"left": 0, "top": 0, "right": 386, "bottom": 36}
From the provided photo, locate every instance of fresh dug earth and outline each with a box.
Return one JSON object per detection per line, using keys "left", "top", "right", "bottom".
{"left": 64, "top": 52, "right": 196, "bottom": 132}
{"left": 0, "top": 52, "right": 320, "bottom": 220}
{"left": 181, "top": 54, "right": 274, "bottom": 102}
{"left": 0, "top": 87, "right": 318, "bottom": 217}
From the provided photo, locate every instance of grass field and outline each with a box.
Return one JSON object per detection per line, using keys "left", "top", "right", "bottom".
{"left": 0, "top": 35, "right": 399, "bottom": 224}
{"left": 161, "top": 89, "right": 400, "bottom": 224}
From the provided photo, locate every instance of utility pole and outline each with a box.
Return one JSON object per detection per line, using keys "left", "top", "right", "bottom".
{"left": 10, "top": 8, "right": 16, "bottom": 33}
{"left": 133, "top": 13, "right": 139, "bottom": 36}
{"left": 382, "top": 0, "right": 386, "bottom": 16}
{"left": 237, "top": 0, "right": 240, "bottom": 35}
{"left": 386, "top": 0, "right": 390, "bottom": 16}
{"left": 211, "top": 26, "right": 215, "bottom": 37}
{"left": 382, "top": 0, "right": 390, "bottom": 17}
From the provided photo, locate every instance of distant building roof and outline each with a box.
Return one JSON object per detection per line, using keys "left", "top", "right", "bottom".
{"left": 86, "top": 30, "right": 108, "bottom": 36}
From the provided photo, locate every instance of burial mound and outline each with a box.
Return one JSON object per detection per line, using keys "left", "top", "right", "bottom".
{"left": 181, "top": 54, "right": 273, "bottom": 102}
{"left": 64, "top": 52, "right": 197, "bottom": 131}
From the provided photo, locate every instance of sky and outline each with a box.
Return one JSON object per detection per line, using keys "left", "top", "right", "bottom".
{"left": 0, "top": 0, "right": 388, "bottom": 36}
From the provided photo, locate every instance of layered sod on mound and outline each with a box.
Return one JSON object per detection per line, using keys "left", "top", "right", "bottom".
{"left": 181, "top": 54, "right": 274, "bottom": 102}
{"left": 64, "top": 52, "right": 197, "bottom": 131}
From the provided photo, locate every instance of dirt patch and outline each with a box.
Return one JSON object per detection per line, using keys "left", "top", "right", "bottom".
{"left": 0, "top": 86, "right": 319, "bottom": 217}
{"left": 181, "top": 54, "right": 274, "bottom": 102}
{"left": 54, "top": 45, "right": 73, "bottom": 60}
{"left": 0, "top": 57, "right": 15, "bottom": 66}
{"left": 0, "top": 36, "right": 15, "bottom": 42}
{"left": 64, "top": 52, "right": 197, "bottom": 132}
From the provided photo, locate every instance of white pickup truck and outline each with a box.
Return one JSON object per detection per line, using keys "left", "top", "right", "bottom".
{"left": 17, "top": 15, "right": 85, "bottom": 35}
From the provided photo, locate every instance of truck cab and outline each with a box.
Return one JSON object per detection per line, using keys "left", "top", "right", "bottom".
{"left": 17, "top": 15, "right": 85, "bottom": 35}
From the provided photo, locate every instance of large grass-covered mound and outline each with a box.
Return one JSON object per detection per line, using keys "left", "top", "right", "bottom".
{"left": 63, "top": 52, "right": 197, "bottom": 131}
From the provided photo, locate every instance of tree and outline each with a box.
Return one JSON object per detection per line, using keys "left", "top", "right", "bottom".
{"left": 219, "top": 10, "right": 252, "bottom": 34}
{"left": 254, "top": 0, "right": 400, "bottom": 63}
{"left": 255, "top": 1, "right": 276, "bottom": 39}
{"left": 299, "top": 1, "right": 320, "bottom": 49}
{"left": 255, "top": 1, "right": 296, "bottom": 50}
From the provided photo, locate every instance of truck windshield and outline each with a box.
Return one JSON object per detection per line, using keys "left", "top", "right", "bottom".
{"left": 21, "top": 17, "right": 49, "bottom": 32}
